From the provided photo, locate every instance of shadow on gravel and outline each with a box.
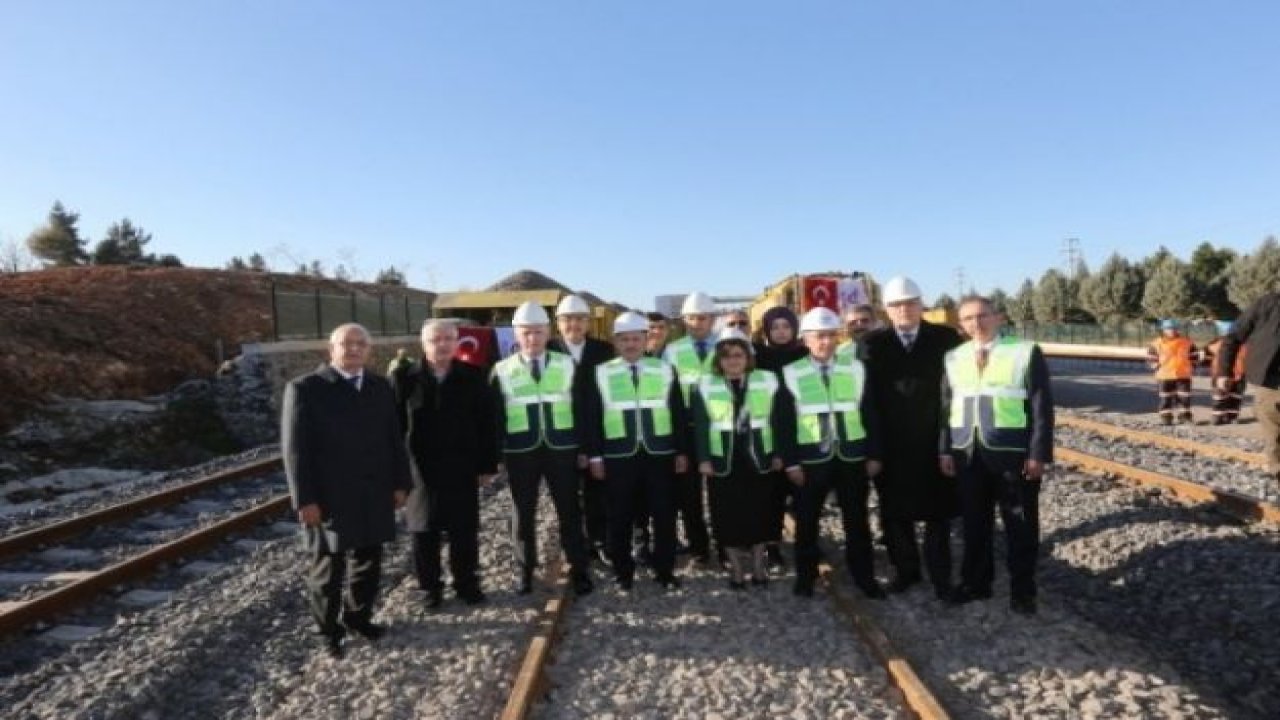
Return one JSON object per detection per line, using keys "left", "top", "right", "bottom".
{"left": 1040, "top": 505, "right": 1280, "bottom": 719}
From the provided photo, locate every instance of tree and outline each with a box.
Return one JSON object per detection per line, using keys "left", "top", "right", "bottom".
{"left": 1008, "top": 279, "right": 1036, "bottom": 324}
{"left": 26, "top": 201, "right": 88, "bottom": 266}
{"left": 1226, "top": 236, "right": 1280, "bottom": 310}
{"left": 332, "top": 263, "right": 351, "bottom": 281}
{"left": 988, "top": 288, "right": 1010, "bottom": 318}
{"left": 309, "top": 260, "right": 325, "bottom": 277}
{"left": 1, "top": 238, "right": 37, "bottom": 272}
{"left": 1186, "top": 242, "right": 1238, "bottom": 319}
{"left": 933, "top": 293, "right": 956, "bottom": 311}
{"left": 1080, "top": 253, "right": 1145, "bottom": 322}
{"left": 1032, "top": 269, "right": 1069, "bottom": 323}
{"left": 1139, "top": 245, "right": 1175, "bottom": 280}
{"left": 226, "top": 256, "right": 249, "bottom": 271}
{"left": 154, "top": 254, "right": 183, "bottom": 267}
{"left": 1141, "top": 256, "right": 1193, "bottom": 320}
{"left": 91, "top": 218, "right": 154, "bottom": 265}
{"left": 247, "top": 253, "right": 268, "bottom": 272}
{"left": 375, "top": 265, "right": 406, "bottom": 286}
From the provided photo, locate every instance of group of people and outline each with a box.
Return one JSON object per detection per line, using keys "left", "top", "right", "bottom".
{"left": 281, "top": 275, "right": 1056, "bottom": 658}
{"left": 1146, "top": 319, "right": 1250, "bottom": 425}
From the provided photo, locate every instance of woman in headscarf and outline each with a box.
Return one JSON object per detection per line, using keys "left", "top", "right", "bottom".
{"left": 692, "top": 329, "right": 785, "bottom": 588}
{"left": 754, "top": 306, "right": 809, "bottom": 372}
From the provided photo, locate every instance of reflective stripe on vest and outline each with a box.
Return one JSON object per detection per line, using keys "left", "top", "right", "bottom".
{"left": 596, "top": 357, "right": 676, "bottom": 457}
{"left": 698, "top": 370, "right": 777, "bottom": 476}
{"left": 945, "top": 338, "right": 1034, "bottom": 452}
{"left": 781, "top": 357, "right": 867, "bottom": 463}
{"left": 493, "top": 352, "right": 576, "bottom": 451}
{"left": 664, "top": 336, "right": 717, "bottom": 404}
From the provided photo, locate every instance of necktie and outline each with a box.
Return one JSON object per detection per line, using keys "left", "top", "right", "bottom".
{"left": 347, "top": 375, "right": 361, "bottom": 392}
{"left": 695, "top": 340, "right": 708, "bottom": 362}
{"left": 976, "top": 347, "right": 989, "bottom": 373}
{"left": 902, "top": 332, "right": 916, "bottom": 351}
{"left": 530, "top": 358, "right": 542, "bottom": 382}
{"left": 819, "top": 365, "right": 831, "bottom": 388}
{"left": 630, "top": 363, "right": 640, "bottom": 388}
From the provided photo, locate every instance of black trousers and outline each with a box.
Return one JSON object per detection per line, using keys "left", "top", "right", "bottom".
{"left": 1157, "top": 378, "right": 1193, "bottom": 418}
{"left": 604, "top": 452, "right": 677, "bottom": 579}
{"left": 580, "top": 466, "right": 608, "bottom": 550}
{"left": 882, "top": 517, "right": 952, "bottom": 592}
{"left": 306, "top": 538, "right": 383, "bottom": 637}
{"left": 792, "top": 459, "right": 876, "bottom": 587}
{"left": 505, "top": 447, "right": 589, "bottom": 575}
{"left": 958, "top": 453, "right": 1041, "bottom": 598}
{"left": 673, "top": 468, "right": 710, "bottom": 555}
{"left": 411, "top": 472, "right": 480, "bottom": 593}
{"left": 1211, "top": 378, "right": 1246, "bottom": 422}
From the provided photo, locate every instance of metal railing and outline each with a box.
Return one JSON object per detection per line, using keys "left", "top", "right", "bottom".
{"left": 270, "top": 283, "right": 432, "bottom": 340}
{"left": 1010, "top": 321, "right": 1219, "bottom": 347}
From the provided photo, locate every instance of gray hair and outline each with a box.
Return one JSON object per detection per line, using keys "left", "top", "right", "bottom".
{"left": 420, "top": 319, "right": 460, "bottom": 340}
{"left": 329, "top": 323, "right": 371, "bottom": 344}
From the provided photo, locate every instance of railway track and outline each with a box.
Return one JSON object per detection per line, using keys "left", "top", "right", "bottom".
{"left": 1054, "top": 418, "right": 1279, "bottom": 524}
{"left": 0, "top": 456, "right": 287, "bottom": 636}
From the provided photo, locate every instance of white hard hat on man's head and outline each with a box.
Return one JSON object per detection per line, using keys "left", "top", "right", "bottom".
{"left": 681, "top": 291, "right": 717, "bottom": 316}
{"left": 799, "top": 307, "right": 842, "bottom": 333}
{"left": 881, "top": 276, "right": 923, "bottom": 305}
{"left": 613, "top": 311, "right": 648, "bottom": 335}
{"left": 556, "top": 295, "right": 591, "bottom": 317}
{"left": 512, "top": 301, "right": 550, "bottom": 326}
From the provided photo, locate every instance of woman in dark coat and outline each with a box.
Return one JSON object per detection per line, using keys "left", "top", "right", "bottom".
{"left": 692, "top": 330, "right": 784, "bottom": 588}
{"left": 751, "top": 305, "right": 807, "bottom": 566}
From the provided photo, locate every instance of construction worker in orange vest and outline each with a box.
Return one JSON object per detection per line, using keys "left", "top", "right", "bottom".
{"left": 1146, "top": 319, "right": 1201, "bottom": 425}
{"left": 1205, "top": 320, "right": 1248, "bottom": 425}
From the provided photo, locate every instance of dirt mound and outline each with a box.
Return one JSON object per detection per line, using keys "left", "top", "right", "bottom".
{"left": 486, "top": 269, "right": 573, "bottom": 292}
{"left": 0, "top": 266, "right": 425, "bottom": 432}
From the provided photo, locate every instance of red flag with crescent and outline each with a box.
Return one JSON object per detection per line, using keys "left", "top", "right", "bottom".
{"left": 801, "top": 276, "right": 839, "bottom": 312}
{"left": 454, "top": 326, "right": 495, "bottom": 368}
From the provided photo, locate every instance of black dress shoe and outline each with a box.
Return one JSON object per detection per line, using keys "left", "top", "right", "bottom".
{"left": 949, "top": 586, "right": 992, "bottom": 605}
{"left": 1010, "top": 595, "right": 1037, "bottom": 615}
{"left": 425, "top": 588, "right": 443, "bottom": 609}
{"left": 856, "top": 581, "right": 887, "bottom": 600}
{"left": 457, "top": 587, "right": 487, "bottom": 606}
{"left": 323, "top": 633, "right": 345, "bottom": 659}
{"left": 792, "top": 579, "right": 815, "bottom": 598}
{"left": 572, "top": 572, "right": 594, "bottom": 596}
{"left": 886, "top": 575, "right": 921, "bottom": 594}
{"left": 348, "top": 622, "right": 387, "bottom": 641}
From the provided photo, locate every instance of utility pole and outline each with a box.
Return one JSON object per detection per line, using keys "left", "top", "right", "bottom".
{"left": 954, "top": 267, "right": 966, "bottom": 299}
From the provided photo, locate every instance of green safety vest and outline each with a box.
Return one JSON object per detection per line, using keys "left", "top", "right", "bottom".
{"left": 781, "top": 356, "right": 868, "bottom": 464}
{"left": 944, "top": 337, "right": 1035, "bottom": 452}
{"left": 664, "top": 335, "right": 718, "bottom": 404}
{"left": 835, "top": 340, "right": 858, "bottom": 362}
{"left": 697, "top": 370, "right": 777, "bottom": 476}
{"left": 595, "top": 357, "right": 677, "bottom": 458}
{"left": 492, "top": 351, "right": 577, "bottom": 452}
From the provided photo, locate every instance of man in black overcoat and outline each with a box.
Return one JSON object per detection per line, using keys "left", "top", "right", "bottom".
{"left": 548, "top": 294, "right": 616, "bottom": 564}
{"left": 282, "top": 323, "right": 411, "bottom": 658}
{"left": 860, "top": 277, "right": 963, "bottom": 601}
{"left": 390, "top": 320, "right": 498, "bottom": 609}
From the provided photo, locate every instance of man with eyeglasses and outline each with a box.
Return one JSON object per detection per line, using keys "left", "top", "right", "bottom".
{"left": 721, "top": 309, "right": 751, "bottom": 334}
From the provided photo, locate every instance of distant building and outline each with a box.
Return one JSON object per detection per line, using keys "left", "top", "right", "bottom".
{"left": 654, "top": 293, "right": 752, "bottom": 317}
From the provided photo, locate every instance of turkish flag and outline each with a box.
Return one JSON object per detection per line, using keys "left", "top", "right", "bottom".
{"left": 802, "top": 277, "right": 839, "bottom": 312}
{"left": 455, "top": 326, "right": 496, "bottom": 368}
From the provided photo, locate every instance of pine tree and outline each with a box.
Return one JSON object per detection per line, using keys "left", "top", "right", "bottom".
{"left": 247, "top": 253, "right": 268, "bottom": 272}
{"left": 1141, "top": 256, "right": 1193, "bottom": 320}
{"left": 375, "top": 265, "right": 406, "bottom": 286}
{"left": 91, "top": 218, "right": 154, "bottom": 265}
{"left": 988, "top": 288, "right": 1011, "bottom": 318}
{"left": 1080, "top": 253, "right": 1145, "bottom": 322}
{"left": 1032, "top": 269, "right": 1069, "bottom": 323}
{"left": 1008, "top": 279, "right": 1036, "bottom": 324}
{"left": 1187, "top": 242, "right": 1239, "bottom": 318}
{"left": 226, "top": 256, "right": 249, "bottom": 271}
{"left": 26, "top": 201, "right": 88, "bottom": 266}
{"left": 933, "top": 293, "right": 957, "bottom": 311}
{"left": 1226, "top": 236, "right": 1280, "bottom": 310}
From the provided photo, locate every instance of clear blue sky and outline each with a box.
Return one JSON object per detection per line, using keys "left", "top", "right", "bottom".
{"left": 2, "top": 1, "right": 1277, "bottom": 309}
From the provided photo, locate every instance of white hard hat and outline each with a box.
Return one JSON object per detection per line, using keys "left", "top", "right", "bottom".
{"left": 799, "top": 307, "right": 842, "bottom": 333}
{"left": 715, "top": 327, "right": 751, "bottom": 346}
{"left": 680, "top": 291, "right": 716, "bottom": 316}
{"left": 881, "top": 276, "right": 922, "bottom": 304}
{"left": 512, "top": 301, "right": 550, "bottom": 326}
{"left": 556, "top": 294, "right": 591, "bottom": 317}
{"left": 613, "top": 311, "right": 647, "bottom": 335}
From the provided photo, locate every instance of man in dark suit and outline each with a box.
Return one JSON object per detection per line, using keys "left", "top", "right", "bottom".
{"left": 282, "top": 323, "right": 412, "bottom": 658}
{"left": 860, "top": 276, "right": 963, "bottom": 602}
{"left": 941, "top": 296, "right": 1053, "bottom": 615}
{"left": 390, "top": 320, "right": 498, "bottom": 609}
{"left": 548, "top": 295, "right": 616, "bottom": 564}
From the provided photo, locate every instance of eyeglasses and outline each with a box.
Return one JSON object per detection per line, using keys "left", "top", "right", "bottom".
{"left": 725, "top": 321, "right": 748, "bottom": 328}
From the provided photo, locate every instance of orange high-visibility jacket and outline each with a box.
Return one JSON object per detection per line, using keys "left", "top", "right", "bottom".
{"left": 1206, "top": 337, "right": 1247, "bottom": 381}
{"left": 1148, "top": 335, "right": 1197, "bottom": 380}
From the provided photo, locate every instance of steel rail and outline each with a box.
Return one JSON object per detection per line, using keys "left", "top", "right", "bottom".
{"left": 1056, "top": 447, "right": 1280, "bottom": 524}
{"left": 0, "top": 493, "right": 291, "bottom": 636}
{"left": 1057, "top": 415, "right": 1266, "bottom": 468}
{"left": 0, "top": 455, "right": 283, "bottom": 561}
